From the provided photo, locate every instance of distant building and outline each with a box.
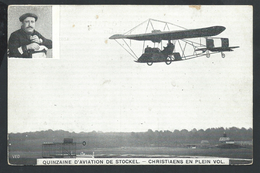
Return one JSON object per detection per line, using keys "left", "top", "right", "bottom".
{"left": 201, "top": 140, "right": 209, "bottom": 144}
{"left": 216, "top": 132, "right": 243, "bottom": 149}
{"left": 42, "top": 138, "right": 76, "bottom": 158}
{"left": 219, "top": 132, "right": 234, "bottom": 144}
{"left": 200, "top": 140, "right": 210, "bottom": 148}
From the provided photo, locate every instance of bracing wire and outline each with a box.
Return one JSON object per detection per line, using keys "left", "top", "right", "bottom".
{"left": 149, "top": 19, "right": 155, "bottom": 30}
{"left": 182, "top": 39, "right": 206, "bottom": 47}
{"left": 115, "top": 40, "right": 137, "bottom": 60}
{"left": 149, "top": 18, "right": 187, "bottom": 30}
{"left": 124, "top": 19, "right": 149, "bottom": 35}
{"left": 122, "top": 39, "right": 138, "bottom": 59}
{"left": 178, "top": 40, "right": 186, "bottom": 58}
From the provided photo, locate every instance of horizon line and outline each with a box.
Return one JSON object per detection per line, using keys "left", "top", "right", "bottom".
{"left": 8, "top": 126, "right": 253, "bottom": 134}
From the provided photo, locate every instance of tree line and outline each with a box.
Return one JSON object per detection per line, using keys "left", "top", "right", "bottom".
{"left": 9, "top": 127, "right": 252, "bottom": 149}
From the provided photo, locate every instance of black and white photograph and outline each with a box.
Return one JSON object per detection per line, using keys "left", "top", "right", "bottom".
{"left": 8, "top": 5, "right": 252, "bottom": 166}
{"left": 8, "top": 6, "right": 54, "bottom": 58}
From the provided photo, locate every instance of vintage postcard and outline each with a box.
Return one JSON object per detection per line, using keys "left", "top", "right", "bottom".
{"left": 8, "top": 5, "right": 252, "bottom": 165}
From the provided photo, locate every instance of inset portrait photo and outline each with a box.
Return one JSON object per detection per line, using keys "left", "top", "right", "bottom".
{"left": 8, "top": 6, "right": 53, "bottom": 58}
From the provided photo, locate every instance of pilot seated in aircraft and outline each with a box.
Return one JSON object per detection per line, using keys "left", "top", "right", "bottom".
{"left": 8, "top": 13, "right": 52, "bottom": 58}
{"left": 161, "top": 41, "right": 175, "bottom": 56}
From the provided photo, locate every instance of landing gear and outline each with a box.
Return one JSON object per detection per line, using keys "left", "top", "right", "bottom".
{"left": 206, "top": 50, "right": 210, "bottom": 58}
{"left": 147, "top": 62, "right": 153, "bottom": 66}
{"left": 221, "top": 52, "right": 225, "bottom": 58}
{"left": 170, "top": 55, "right": 175, "bottom": 61}
{"left": 165, "top": 56, "right": 172, "bottom": 65}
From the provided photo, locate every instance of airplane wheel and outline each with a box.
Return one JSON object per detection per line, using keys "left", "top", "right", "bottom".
{"left": 166, "top": 57, "right": 172, "bottom": 65}
{"left": 221, "top": 52, "right": 225, "bottom": 58}
{"left": 147, "top": 62, "right": 153, "bottom": 66}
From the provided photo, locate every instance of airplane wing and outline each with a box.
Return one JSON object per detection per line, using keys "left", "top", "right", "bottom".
{"left": 195, "top": 46, "right": 239, "bottom": 52}
{"left": 109, "top": 26, "right": 225, "bottom": 43}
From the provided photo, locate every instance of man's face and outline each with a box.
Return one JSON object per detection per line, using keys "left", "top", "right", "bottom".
{"left": 21, "top": 17, "right": 36, "bottom": 34}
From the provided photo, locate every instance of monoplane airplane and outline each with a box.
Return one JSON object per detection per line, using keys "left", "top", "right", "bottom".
{"left": 109, "top": 19, "right": 239, "bottom": 66}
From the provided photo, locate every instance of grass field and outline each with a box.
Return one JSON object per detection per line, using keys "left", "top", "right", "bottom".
{"left": 8, "top": 146, "right": 252, "bottom": 165}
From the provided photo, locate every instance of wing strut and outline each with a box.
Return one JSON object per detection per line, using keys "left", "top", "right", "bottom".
{"left": 142, "top": 20, "right": 152, "bottom": 53}
{"left": 178, "top": 40, "right": 186, "bottom": 59}
{"left": 149, "top": 21, "right": 155, "bottom": 30}
{"left": 149, "top": 18, "right": 187, "bottom": 30}
{"left": 122, "top": 39, "right": 138, "bottom": 60}
{"left": 124, "top": 19, "right": 149, "bottom": 35}
{"left": 163, "top": 23, "right": 170, "bottom": 31}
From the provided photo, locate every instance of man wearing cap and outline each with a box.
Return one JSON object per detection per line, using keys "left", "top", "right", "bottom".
{"left": 8, "top": 13, "right": 52, "bottom": 58}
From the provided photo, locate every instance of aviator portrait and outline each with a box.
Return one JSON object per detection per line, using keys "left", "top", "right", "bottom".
{"left": 8, "top": 6, "right": 53, "bottom": 58}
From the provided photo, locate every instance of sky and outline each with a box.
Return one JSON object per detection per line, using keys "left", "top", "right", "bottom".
{"left": 8, "top": 5, "right": 252, "bottom": 133}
